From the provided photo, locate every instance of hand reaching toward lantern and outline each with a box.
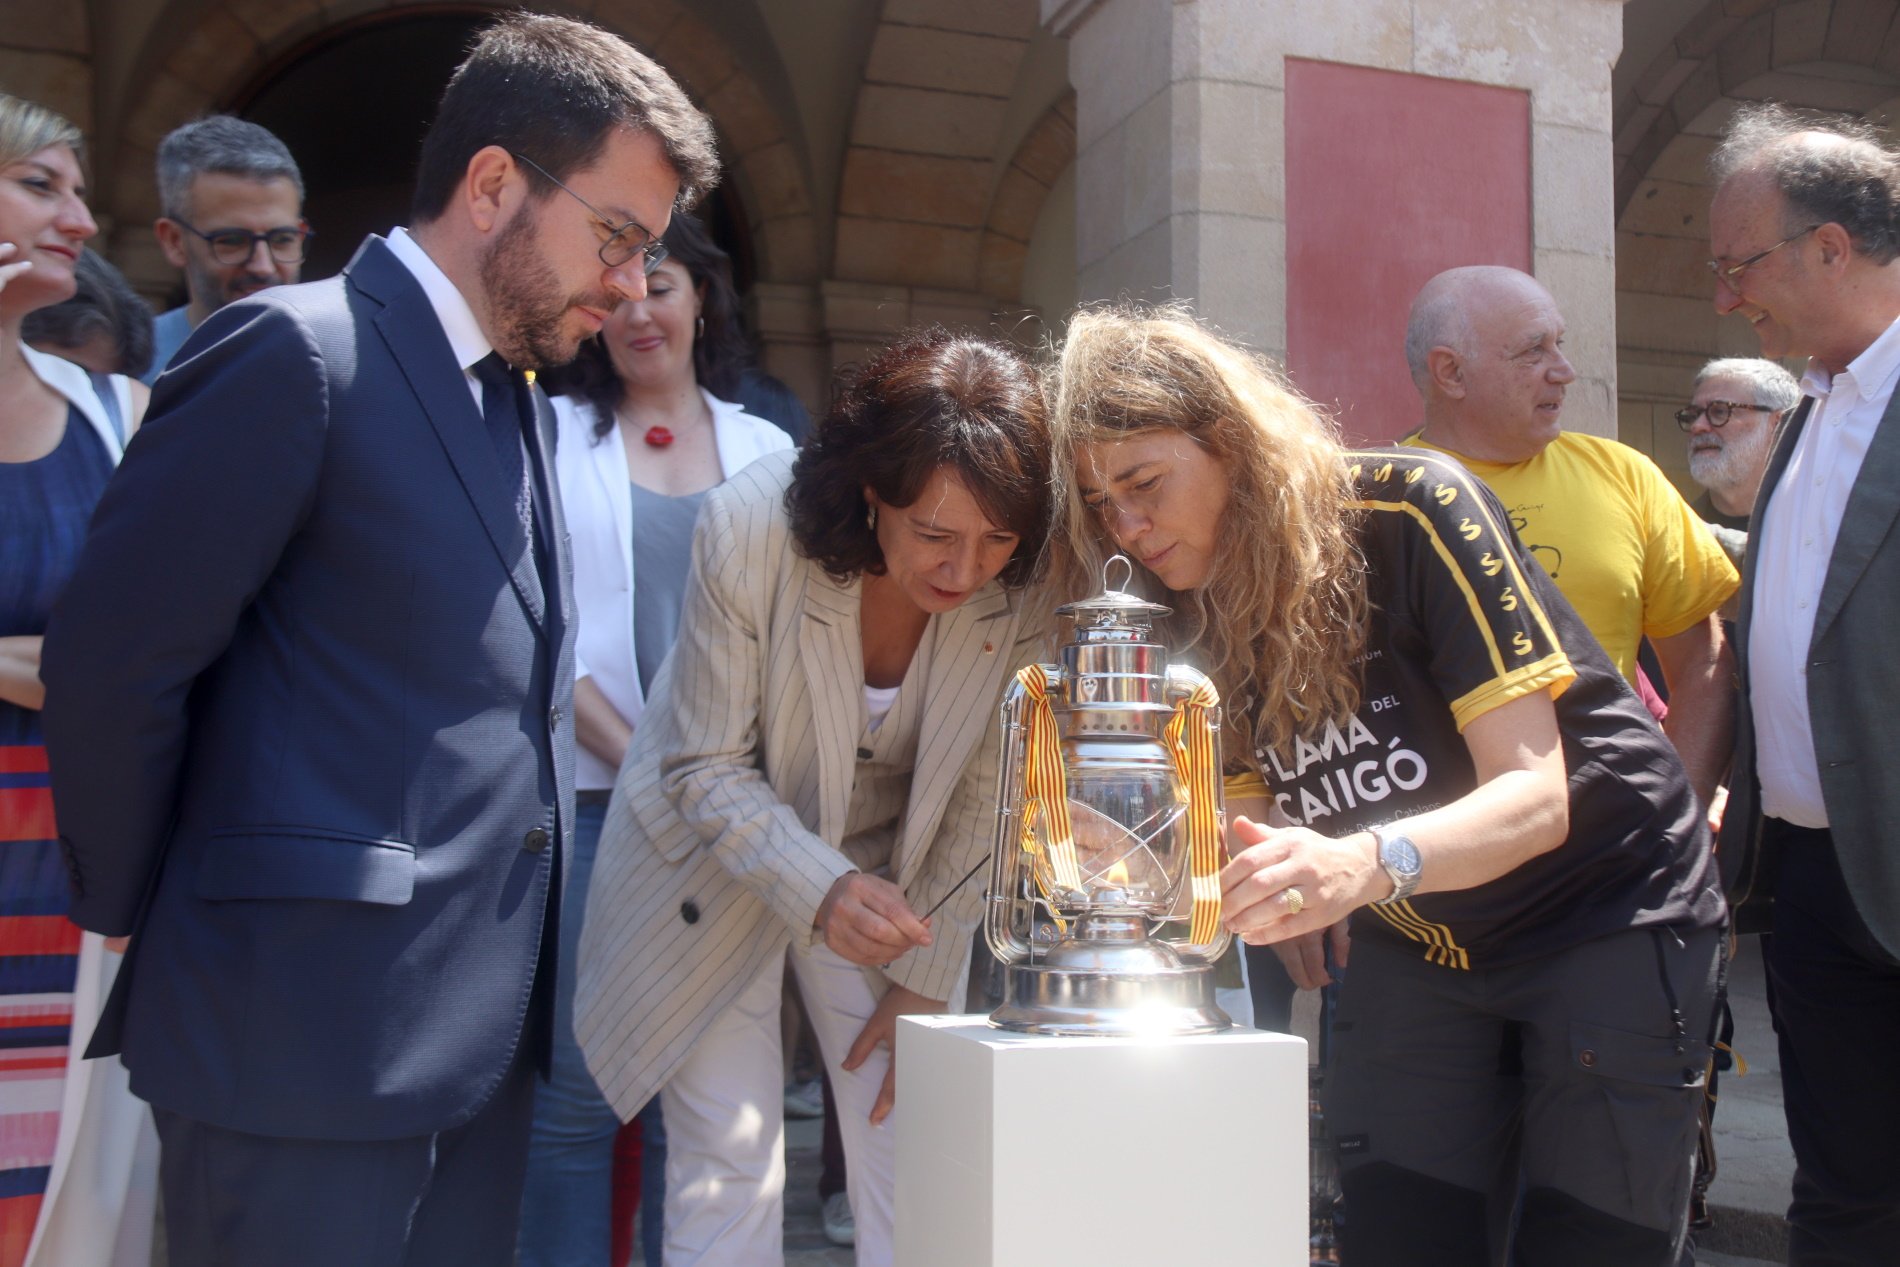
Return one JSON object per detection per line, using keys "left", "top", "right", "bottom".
{"left": 1219, "top": 815, "right": 1384, "bottom": 946}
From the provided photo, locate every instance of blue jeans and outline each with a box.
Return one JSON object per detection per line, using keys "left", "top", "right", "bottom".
{"left": 518, "top": 799, "right": 666, "bottom": 1267}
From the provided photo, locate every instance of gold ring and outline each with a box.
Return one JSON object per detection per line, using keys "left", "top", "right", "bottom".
{"left": 1283, "top": 886, "right": 1304, "bottom": 916}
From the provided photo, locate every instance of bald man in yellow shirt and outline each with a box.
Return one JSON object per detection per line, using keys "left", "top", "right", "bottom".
{"left": 1401, "top": 266, "right": 1739, "bottom": 809}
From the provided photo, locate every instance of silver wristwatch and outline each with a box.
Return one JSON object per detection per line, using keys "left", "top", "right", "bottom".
{"left": 1370, "top": 826, "right": 1422, "bottom": 905}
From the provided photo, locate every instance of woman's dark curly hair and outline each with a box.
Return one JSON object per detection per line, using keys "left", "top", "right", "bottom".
{"left": 541, "top": 212, "right": 753, "bottom": 440}
{"left": 786, "top": 328, "right": 1051, "bottom": 589}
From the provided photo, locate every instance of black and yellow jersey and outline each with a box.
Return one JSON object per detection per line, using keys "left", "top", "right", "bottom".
{"left": 1251, "top": 449, "right": 1723, "bottom": 969}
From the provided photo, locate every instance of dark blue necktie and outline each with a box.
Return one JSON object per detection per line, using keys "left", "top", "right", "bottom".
{"left": 472, "top": 352, "right": 536, "bottom": 547}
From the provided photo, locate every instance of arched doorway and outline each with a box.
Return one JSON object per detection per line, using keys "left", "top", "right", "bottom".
{"left": 223, "top": 10, "right": 752, "bottom": 287}
{"left": 1614, "top": 0, "right": 1900, "bottom": 488}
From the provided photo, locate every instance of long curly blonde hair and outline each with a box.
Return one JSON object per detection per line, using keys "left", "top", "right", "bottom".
{"left": 1045, "top": 305, "right": 1367, "bottom": 761}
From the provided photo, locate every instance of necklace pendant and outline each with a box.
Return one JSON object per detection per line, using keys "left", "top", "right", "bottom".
{"left": 643, "top": 425, "right": 675, "bottom": 449}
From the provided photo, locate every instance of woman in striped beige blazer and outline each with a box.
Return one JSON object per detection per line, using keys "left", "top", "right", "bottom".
{"left": 574, "top": 329, "right": 1053, "bottom": 1266}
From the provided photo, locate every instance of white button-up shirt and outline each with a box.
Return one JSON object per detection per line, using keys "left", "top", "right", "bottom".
{"left": 1748, "top": 314, "right": 1900, "bottom": 826}
{"left": 384, "top": 226, "right": 492, "bottom": 413}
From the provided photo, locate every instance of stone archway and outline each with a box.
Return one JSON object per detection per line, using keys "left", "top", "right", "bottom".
{"left": 814, "top": 0, "right": 1073, "bottom": 367}
{"left": 100, "top": 0, "right": 820, "bottom": 297}
{"left": 1615, "top": 0, "right": 1900, "bottom": 216}
{"left": 829, "top": 2, "right": 1043, "bottom": 294}
{"left": 1612, "top": 0, "right": 1900, "bottom": 484}
{"left": 976, "top": 90, "right": 1075, "bottom": 302}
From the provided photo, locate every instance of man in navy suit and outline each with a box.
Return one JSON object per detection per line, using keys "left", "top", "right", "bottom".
{"left": 41, "top": 15, "right": 716, "bottom": 1264}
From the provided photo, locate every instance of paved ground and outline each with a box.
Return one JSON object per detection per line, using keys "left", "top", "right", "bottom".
{"left": 1695, "top": 933, "right": 1794, "bottom": 1264}
{"left": 785, "top": 1115, "right": 854, "bottom": 1264}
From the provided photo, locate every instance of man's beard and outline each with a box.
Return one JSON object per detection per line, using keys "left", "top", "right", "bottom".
{"left": 191, "top": 257, "right": 276, "bottom": 315}
{"left": 1688, "top": 419, "right": 1775, "bottom": 502}
{"left": 479, "top": 210, "right": 605, "bottom": 372}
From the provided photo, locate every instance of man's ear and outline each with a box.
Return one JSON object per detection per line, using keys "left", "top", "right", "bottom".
{"left": 463, "top": 146, "right": 520, "bottom": 236}
{"left": 152, "top": 218, "right": 188, "bottom": 269}
{"left": 1428, "top": 346, "right": 1466, "bottom": 400}
{"left": 1814, "top": 221, "right": 1853, "bottom": 270}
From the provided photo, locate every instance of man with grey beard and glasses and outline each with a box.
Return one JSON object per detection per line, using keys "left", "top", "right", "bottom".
{"left": 1679, "top": 357, "right": 1799, "bottom": 545}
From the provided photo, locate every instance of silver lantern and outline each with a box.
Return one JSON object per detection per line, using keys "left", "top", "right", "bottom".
{"left": 984, "top": 556, "right": 1232, "bottom": 1036}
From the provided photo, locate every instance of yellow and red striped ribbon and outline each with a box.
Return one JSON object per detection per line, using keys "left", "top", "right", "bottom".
{"left": 1164, "top": 678, "right": 1224, "bottom": 947}
{"left": 1015, "top": 665, "right": 1083, "bottom": 896}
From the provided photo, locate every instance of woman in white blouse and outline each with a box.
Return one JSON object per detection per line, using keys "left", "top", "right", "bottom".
{"left": 522, "top": 214, "right": 790, "bottom": 1267}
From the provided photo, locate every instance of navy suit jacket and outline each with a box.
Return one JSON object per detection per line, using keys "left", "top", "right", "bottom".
{"left": 42, "top": 236, "right": 576, "bottom": 1141}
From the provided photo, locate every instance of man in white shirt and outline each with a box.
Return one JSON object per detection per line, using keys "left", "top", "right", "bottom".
{"left": 42, "top": 15, "right": 716, "bottom": 1265}
{"left": 1708, "top": 101, "right": 1900, "bottom": 1265}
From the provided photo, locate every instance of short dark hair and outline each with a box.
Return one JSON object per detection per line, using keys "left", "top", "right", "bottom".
{"left": 1714, "top": 102, "right": 1900, "bottom": 265}
{"left": 411, "top": 12, "right": 718, "bottom": 223}
{"left": 785, "top": 329, "right": 1052, "bottom": 589}
{"left": 545, "top": 213, "right": 753, "bottom": 440}
{"left": 22, "top": 248, "right": 156, "bottom": 378}
{"left": 156, "top": 116, "right": 303, "bottom": 220}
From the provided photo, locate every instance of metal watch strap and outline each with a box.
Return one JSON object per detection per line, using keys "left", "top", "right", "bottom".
{"left": 1370, "top": 826, "right": 1420, "bottom": 905}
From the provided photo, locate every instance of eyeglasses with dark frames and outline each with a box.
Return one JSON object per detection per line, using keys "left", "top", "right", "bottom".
{"left": 1707, "top": 224, "right": 1821, "bottom": 288}
{"left": 509, "top": 152, "right": 668, "bottom": 275}
{"left": 1674, "top": 400, "right": 1779, "bottom": 430}
{"left": 171, "top": 221, "right": 312, "bottom": 267}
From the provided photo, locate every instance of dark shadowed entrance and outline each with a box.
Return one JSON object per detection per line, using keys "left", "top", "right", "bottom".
{"left": 225, "top": 10, "right": 750, "bottom": 290}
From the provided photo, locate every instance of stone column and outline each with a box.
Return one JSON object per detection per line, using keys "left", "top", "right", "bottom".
{"left": 1045, "top": 0, "right": 1627, "bottom": 439}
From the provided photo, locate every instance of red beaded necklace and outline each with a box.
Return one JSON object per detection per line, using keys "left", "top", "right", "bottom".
{"left": 626, "top": 394, "right": 707, "bottom": 451}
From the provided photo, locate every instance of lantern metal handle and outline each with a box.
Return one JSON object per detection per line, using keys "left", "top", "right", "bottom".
{"left": 985, "top": 668, "right": 1043, "bottom": 965}
{"left": 1157, "top": 663, "right": 1233, "bottom": 964}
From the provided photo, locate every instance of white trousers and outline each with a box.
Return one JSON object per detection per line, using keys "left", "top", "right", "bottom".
{"left": 660, "top": 942, "right": 897, "bottom": 1266}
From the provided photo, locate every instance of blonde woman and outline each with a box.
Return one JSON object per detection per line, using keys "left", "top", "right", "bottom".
{"left": 0, "top": 92, "right": 154, "bottom": 1267}
{"left": 1047, "top": 307, "right": 1724, "bottom": 1266}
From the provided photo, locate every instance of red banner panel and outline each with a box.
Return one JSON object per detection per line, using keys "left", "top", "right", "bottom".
{"left": 1285, "top": 59, "right": 1532, "bottom": 445}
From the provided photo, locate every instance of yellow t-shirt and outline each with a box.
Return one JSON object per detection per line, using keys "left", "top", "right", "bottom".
{"left": 1400, "top": 431, "right": 1739, "bottom": 683}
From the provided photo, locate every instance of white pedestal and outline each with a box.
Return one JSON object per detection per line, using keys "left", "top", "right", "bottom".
{"left": 896, "top": 1014, "right": 1308, "bottom": 1266}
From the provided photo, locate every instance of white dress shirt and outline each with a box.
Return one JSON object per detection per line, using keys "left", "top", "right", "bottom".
{"left": 384, "top": 227, "right": 492, "bottom": 412}
{"left": 1749, "top": 314, "right": 1900, "bottom": 826}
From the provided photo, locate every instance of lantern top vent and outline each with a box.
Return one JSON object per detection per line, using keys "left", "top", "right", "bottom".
{"left": 1055, "top": 555, "right": 1170, "bottom": 639}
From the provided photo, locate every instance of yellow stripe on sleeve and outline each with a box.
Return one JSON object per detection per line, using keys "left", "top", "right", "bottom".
{"left": 1446, "top": 651, "right": 1576, "bottom": 732}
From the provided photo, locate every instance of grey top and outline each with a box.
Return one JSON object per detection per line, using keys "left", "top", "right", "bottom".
{"left": 630, "top": 482, "right": 709, "bottom": 692}
{"left": 141, "top": 306, "right": 194, "bottom": 386}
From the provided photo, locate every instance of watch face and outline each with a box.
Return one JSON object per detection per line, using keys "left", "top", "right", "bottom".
{"left": 1383, "top": 834, "right": 1422, "bottom": 877}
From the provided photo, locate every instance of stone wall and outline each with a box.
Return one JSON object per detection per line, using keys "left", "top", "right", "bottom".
{"left": 1, "top": 1, "right": 94, "bottom": 218}
{"left": 8, "top": 0, "right": 1078, "bottom": 408}
{"left": 1049, "top": 0, "right": 1627, "bottom": 439}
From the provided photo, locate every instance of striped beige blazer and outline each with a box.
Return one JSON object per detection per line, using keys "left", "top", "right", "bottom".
{"left": 574, "top": 451, "right": 1049, "bottom": 1118}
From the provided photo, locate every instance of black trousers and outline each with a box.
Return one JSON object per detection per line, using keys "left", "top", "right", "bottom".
{"left": 1328, "top": 923, "right": 1723, "bottom": 1267}
{"left": 153, "top": 1049, "right": 538, "bottom": 1267}
{"left": 1764, "top": 820, "right": 1900, "bottom": 1266}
